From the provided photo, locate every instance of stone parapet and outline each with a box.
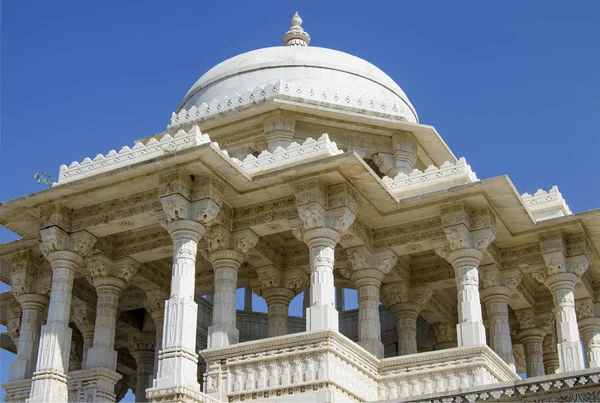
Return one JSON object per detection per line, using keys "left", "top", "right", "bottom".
{"left": 200, "top": 330, "right": 518, "bottom": 402}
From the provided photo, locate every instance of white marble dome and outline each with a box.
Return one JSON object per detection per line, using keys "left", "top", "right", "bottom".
{"left": 177, "top": 45, "right": 418, "bottom": 123}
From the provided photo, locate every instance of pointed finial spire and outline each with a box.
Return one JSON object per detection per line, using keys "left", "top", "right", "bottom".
{"left": 282, "top": 11, "right": 311, "bottom": 47}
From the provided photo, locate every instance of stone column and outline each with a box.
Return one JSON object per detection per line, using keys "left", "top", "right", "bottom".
{"left": 85, "top": 256, "right": 139, "bottom": 371}
{"left": 335, "top": 287, "right": 345, "bottom": 311}
{"left": 72, "top": 304, "right": 96, "bottom": 368}
{"left": 576, "top": 298, "right": 600, "bottom": 368}
{"left": 541, "top": 315, "right": 560, "bottom": 374}
{"left": 516, "top": 309, "right": 546, "bottom": 377}
{"left": 8, "top": 250, "right": 49, "bottom": 381}
{"left": 293, "top": 180, "right": 356, "bottom": 332}
{"left": 243, "top": 286, "right": 253, "bottom": 312}
{"left": 434, "top": 203, "right": 496, "bottom": 348}
{"left": 302, "top": 284, "right": 310, "bottom": 318}
{"left": 5, "top": 299, "right": 22, "bottom": 360}
{"left": 480, "top": 265, "right": 522, "bottom": 372}
{"left": 150, "top": 170, "right": 224, "bottom": 401}
{"left": 346, "top": 247, "right": 397, "bottom": 358}
{"left": 251, "top": 266, "right": 308, "bottom": 338}
{"left": 382, "top": 282, "right": 433, "bottom": 356}
{"left": 128, "top": 332, "right": 155, "bottom": 403}
{"left": 205, "top": 227, "right": 259, "bottom": 348}
{"left": 534, "top": 231, "right": 589, "bottom": 372}
{"left": 432, "top": 322, "right": 458, "bottom": 350}
{"left": 145, "top": 289, "right": 168, "bottom": 382}
{"left": 29, "top": 227, "right": 96, "bottom": 403}
{"left": 9, "top": 294, "right": 48, "bottom": 381}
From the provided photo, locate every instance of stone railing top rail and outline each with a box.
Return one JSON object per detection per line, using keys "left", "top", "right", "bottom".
{"left": 381, "top": 157, "right": 479, "bottom": 199}
{"left": 230, "top": 133, "right": 343, "bottom": 174}
{"left": 168, "top": 79, "right": 417, "bottom": 130}
{"left": 57, "top": 125, "right": 213, "bottom": 184}
{"left": 397, "top": 367, "right": 600, "bottom": 403}
{"left": 521, "top": 185, "right": 572, "bottom": 222}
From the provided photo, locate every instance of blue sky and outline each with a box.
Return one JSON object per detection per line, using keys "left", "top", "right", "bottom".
{"left": 1, "top": 1, "right": 599, "bottom": 400}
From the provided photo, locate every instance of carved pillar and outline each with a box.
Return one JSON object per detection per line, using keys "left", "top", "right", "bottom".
{"left": 145, "top": 289, "right": 168, "bottom": 381}
{"left": 382, "top": 282, "right": 433, "bottom": 356}
{"left": 29, "top": 227, "right": 96, "bottom": 403}
{"left": 206, "top": 227, "right": 259, "bottom": 348}
{"left": 541, "top": 315, "right": 560, "bottom": 374}
{"left": 5, "top": 299, "right": 22, "bottom": 355}
{"left": 302, "top": 283, "right": 310, "bottom": 318}
{"left": 373, "top": 132, "right": 417, "bottom": 177}
{"left": 533, "top": 231, "right": 589, "bottom": 372}
{"left": 243, "top": 286, "right": 253, "bottom": 312}
{"left": 577, "top": 298, "right": 600, "bottom": 368}
{"left": 263, "top": 111, "right": 296, "bottom": 151}
{"left": 151, "top": 170, "right": 223, "bottom": 398}
{"left": 434, "top": 203, "right": 495, "bottom": 348}
{"left": 335, "top": 287, "right": 345, "bottom": 311}
{"left": 72, "top": 304, "right": 96, "bottom": 368}
{"left": 516, "top": 309, "right": 546, "bottom": 378}
{"left": 293, "top": 180, "right": 356, "bottom": 332}
{"left": 432, "top": 322, "right": 458, "bottom": 350}
{"left": 251, "top": 266, "right": 308, "bottom": 338}
{"left": 346, "top": 247, "right": 397, "bottom": 358}
{"left": 480, "top": 265, "right": 522, "bottom": 372}
{"left": 128, "top": 332, "right": 155, "bottom": 402}
{"left": 85, "top": 256, "right": 139, "bottom": 371}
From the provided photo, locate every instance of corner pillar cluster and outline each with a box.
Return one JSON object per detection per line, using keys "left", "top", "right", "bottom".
{"left": 576, "top": 298, "right": 600, "bottom": 368}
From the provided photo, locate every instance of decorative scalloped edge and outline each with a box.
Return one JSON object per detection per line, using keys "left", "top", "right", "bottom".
{"left": 57, "top": 125, "right": 211, "bottom": 184}
{"left": 521, "top": 185, "right": 572, "bottom": 221}
{"left": 381, "top": 157, "right": 479, "bottom": 197}
{"left": 168, "top": 79, "right": 417, "bottom": 129}
{"left": 230, "top": 133, "right": 343, "bottom": 174}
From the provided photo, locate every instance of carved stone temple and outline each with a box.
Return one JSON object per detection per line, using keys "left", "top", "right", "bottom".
{"left": 2, "top": 12, "right": 600, "bottom": 403}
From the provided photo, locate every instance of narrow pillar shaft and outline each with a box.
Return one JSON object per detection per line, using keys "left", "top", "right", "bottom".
{"left": 302, "top": 284, "right": 310, "bottom": 319}
{"left": 305, "top": 229, "right": 339, "bottom": 332}
{"left": 208, "top": 254, "right": 241, "bottom": 348}
{"left": 548, "top": 274, "right": 585, "bottom": 372}
{"left": 243, "top": 286, "right": 253, "bottom": 312}
{"left": 265, "top": 290, "right": 293, "bottom": 338}
{"left": 395, "top": 308, "right": 419, "bottom": 356}
{"left": 133, "top": 351, "right": 155, "bottom": 402}
{"left": 579, "top": 318, "right": 600, "bottom": 368}
{"left": 150, "top": 311, "right": 164, "bottom": 381}
{"left": 450, "top": 251, "right": 486, "bottom": 347}
{"left": 154, "top": 220, "right": 203, "bottom": 390}
{"left": 79, "top": 327, "right": 95, "bottom": 368}
{"left": 9, "top": 294, "right": 48, "bottom": 381}
{"left": 85, "top": 277, "right": 125, "bottom": 370}
{"left": 335, "top": 287, "right": 345, "bottom": 311}
{"left": 356, "top": 281, "right": 384, "bottom": 358}
{"left": 29, "top": 256, "right": 79, "bottom": 402}
{"left": 519, "top": 329, "right": 546, "bottom": 378}
{"left": 482, "top": 288, "right": 517, "bottom": 372}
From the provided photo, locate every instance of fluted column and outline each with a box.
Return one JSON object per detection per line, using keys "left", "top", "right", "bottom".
{"left": 534, "top": 230, "right": 589, "bottom": 372}
{"left": 251, "top": 266, "right": 308, "bottom": 338}
{"left": 293, "top": 180, "right": 356, "bottom": 332}
{"left": 346, "top": 247, "right": 397, "bottom": 358}
{"left": 434, "top": 203, "right": 496, "bottom": 348}
{"left": 577, "top": 298, "right": 600, "bottom": 368}
{"left": 9, "top": 294, "right": 48, "bottom": 381}
{"left": 145, "top": 289, "right": 168, "bottom": 382}
{"left": 28, "top": 227, "right": 96, "bottom": 403}
{"left": 516, "top": 309, "right": 545, "bottom": 377}
{"left": 480, "top": 265, "right": 522, "bottom": 372}
{"left": 541, "top": 315, "right": 560, "bottom": 374}
{"left": 128, "top": 332, "right": 155, "bottom": 402}
{"left": 72, "top": 304, "right": 96, "bottom": 368}
{"left": 382, "top": 282, "right": 433, "bottom": 356}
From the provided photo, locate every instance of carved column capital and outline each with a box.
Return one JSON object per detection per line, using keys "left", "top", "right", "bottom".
{"left": 39, "top": 227, "right": 97, "bottom": 269}
{"left": 87, "top": 255, "right": 139, "bottom": 289}
{"left": 345, "top": 246, "right": 397, "bottom": 286}
{"left": 381, "top": 281, "right": 433, "bottom": 316}
{"left": 10, "top": 250, "right": 39, "bottom": 297}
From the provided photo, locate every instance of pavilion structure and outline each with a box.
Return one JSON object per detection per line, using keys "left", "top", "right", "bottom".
{"left": 1, "top": 12, "right": 599, "bottom": 403}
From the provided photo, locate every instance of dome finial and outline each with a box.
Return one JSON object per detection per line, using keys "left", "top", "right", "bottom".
{"left": 282, "top": 11, "right": 310, "bottom": 47}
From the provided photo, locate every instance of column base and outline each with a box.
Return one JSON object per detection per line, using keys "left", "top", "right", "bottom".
{"left": 358, "top": 338, "right": 384, "bottom": 359}
{"left": 306, "top": 303, "right": 338, "bottom": 332}
{"left": 556, "top": 340, "right": 585, "bottom": 373}
{"left": 207, "top": 323, "right": 239, "bottom": 349}
{"left": 457, "top": 321, "right": 486, "bottom": 347}
{"left": 84, "top": 347, "right": 118, "bottom": 371}
{"left": 27, "top": 369, "right": 69, "bottom": 403}
{"left": 147, "top": 385, "right": 219, "bottom": 403}
{"left": 67, "top": 368, "right": 122, "bottom": 402}
{"left": 153, "top": 347, "right": 200, "bottom": 391}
